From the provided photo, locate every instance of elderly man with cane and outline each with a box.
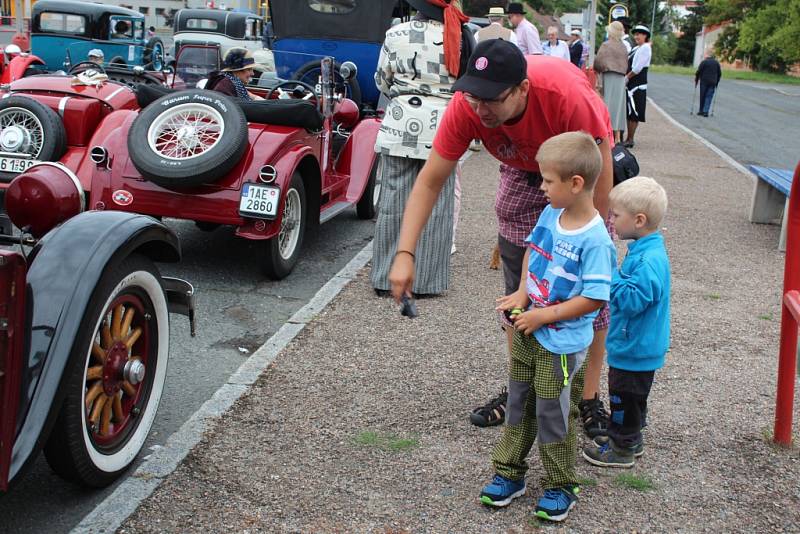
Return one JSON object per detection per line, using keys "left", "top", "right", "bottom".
{"left": 695, "top": 51, "right": 722, "bottom": 117}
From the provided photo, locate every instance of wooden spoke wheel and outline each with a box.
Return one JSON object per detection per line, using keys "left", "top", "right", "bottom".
{"left": 85, "top": 294, "right": 148, "bottom": 449}
{"left": 44, "top": 254, "right": 169, "bottom": 488}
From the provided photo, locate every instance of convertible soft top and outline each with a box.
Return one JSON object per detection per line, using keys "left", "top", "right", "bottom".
{"left": 270, "top": 0, "right": 399, "bottom": 44}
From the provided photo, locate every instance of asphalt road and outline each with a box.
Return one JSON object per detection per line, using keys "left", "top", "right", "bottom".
{"left": 648, "top": 72, "right": 800, "bottom": 170}
{"left": 0, "top": 213, "right": 375, "bottom": 533}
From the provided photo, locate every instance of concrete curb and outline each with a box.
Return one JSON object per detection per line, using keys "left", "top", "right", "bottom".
{"left": 71, "top": 241, "right": 374, "bottom": 534}
{"left": 647, "top": 98, "right": 755, "bottom": 183}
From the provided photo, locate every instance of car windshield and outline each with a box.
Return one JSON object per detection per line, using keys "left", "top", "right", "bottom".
{"left": 65, "top": 41, "right": 153, "bottom": 70}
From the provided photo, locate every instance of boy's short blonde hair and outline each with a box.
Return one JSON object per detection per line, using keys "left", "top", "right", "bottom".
{"left": 535, "top": 131, "right": 603, "bottom": 189}
{"left": 609, "top": 176, "right": 668, "bottom": 228}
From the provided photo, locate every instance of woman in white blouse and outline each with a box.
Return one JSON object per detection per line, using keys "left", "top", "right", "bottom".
{"left": 624, "top": 25, "right": 652, "bottom": 148}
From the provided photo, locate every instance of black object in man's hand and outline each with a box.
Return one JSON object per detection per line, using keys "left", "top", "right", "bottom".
{"left": 400, "top": 295, "right": 418, "bottom": 319}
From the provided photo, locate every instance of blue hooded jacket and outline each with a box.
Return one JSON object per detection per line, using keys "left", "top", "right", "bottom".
{"left": 607, "top": 232, "right": 670, "bottom": 371}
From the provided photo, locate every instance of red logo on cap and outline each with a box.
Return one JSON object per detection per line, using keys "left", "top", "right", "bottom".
{"left": 475, "top": 57, "right": 488, "bottom": 70}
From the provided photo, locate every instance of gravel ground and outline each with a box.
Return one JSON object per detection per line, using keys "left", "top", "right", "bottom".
{"left": 120, "top": 106, "right": 800, "bottom": 533}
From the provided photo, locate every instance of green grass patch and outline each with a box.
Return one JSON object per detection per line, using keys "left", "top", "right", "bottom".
{"left": 758, "top": 313, "right": 773, "bottom": 321}
{"left": 353, "top": 430, "right": 419, "bottom": 451}
{"left": 615, "top": 473, "right": 656, "bottom": 491}
{"left": 577, "top": 476, "right": 598, "bottom": 487}
{"left": 651, "top": 64, "right": 800, "bottom": 85}
{"left": 706, "top": 293, "right": 721, "bottom": 300}
{"left": 760, "top": 426, "right": 797, "bottom": 449}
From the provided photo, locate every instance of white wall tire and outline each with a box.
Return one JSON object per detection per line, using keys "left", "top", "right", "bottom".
{"left": 44, "top": 254, "right": 169, "bottom": 487}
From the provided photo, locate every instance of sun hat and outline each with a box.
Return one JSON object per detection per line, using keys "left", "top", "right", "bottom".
{"left": 222, "top": 48, "right": 256, "bottom": 72}
{"left": 632, "top": 24, "right": 651, "bottom": 37}
{"left": 486, "top": 7, "right": 506, "bottom": 17}
{"left": 88, "top": 48, "right": 104, "bottom": 58}
{"left": 507, "top": 3, "right": 526, "bottom": 15}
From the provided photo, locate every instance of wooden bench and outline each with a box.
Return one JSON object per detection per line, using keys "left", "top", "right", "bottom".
{"left": 749, "top": 165, "right": 794, "bottom": 251}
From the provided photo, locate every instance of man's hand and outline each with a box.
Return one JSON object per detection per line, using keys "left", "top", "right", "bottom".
{"left": 389, "top": 253, "right": 415, "bottom": 303}
{"left": 512, "top": 308, "right": 546, "bottom": 336}
{"left": 495, "top": 290, "right": 530, "bottom": 312}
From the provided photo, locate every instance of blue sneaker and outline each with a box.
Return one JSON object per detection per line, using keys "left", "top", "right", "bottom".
{"left": 535, "top": 486, "right": 579, "bottom": 522}
{"left": 479, "top": 474, "right": 526, "bottom": 507}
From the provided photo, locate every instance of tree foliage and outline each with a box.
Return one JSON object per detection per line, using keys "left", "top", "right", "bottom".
{"left": 673, "top": 2, "right": 707, "bottom": 65}
{"left": 708, "top": 0, "right": 800, "bottom": 73}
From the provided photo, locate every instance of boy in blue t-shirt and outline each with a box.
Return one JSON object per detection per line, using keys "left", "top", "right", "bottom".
{"left": 583, "top": 176, "right": 670, "bottom": 467}
{"left": 481, "top": 132, "right": 616, "bottom": 522}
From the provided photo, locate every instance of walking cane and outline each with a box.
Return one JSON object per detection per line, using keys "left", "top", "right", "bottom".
{"left": 709, "top": 84, "right": 719, "bottom": 117}
{"left": 690, "top": 82, "right": 697, "bottom": 115}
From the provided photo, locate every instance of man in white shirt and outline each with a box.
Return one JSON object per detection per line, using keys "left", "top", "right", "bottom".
{"left": 476, "top": 6, "right": 518, "bottom": 45}
{"left": 542, "top": 26, "right": 571, "bottom": 62}
{"left": 507, "top": 2, "right": 542, "bottom": 55}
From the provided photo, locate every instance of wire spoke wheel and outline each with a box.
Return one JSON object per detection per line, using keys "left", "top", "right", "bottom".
{"left": 147, "top": 103, "right": 224, "bottom": 161}
{"left": 279, "top": 188, "right": 302, "bottom": 260}
{"left": 0, "top": 107, "right": 44, "bottom": 157}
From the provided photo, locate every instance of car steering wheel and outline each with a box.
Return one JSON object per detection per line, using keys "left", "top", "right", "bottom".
{"left": 68, "top": 61, "right": 108, "bottom": 75}
{"left": 266, "top": 80, "right": 318, "bottom": 103}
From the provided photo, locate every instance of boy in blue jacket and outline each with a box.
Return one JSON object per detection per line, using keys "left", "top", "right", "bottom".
{"left": 583, "top": 176, "right": 670, "bottom": 467}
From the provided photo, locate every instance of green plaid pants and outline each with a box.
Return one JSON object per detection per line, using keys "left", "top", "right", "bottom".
{"left": 491, "top": 331, "right": 587, "bottom": 488}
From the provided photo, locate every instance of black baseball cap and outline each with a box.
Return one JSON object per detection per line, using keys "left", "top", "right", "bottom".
{"left": 452, "top": 39, "right": 527, "bottom": 100}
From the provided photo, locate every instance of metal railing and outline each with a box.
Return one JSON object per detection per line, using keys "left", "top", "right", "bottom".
{"left": 774, "top": 161, "right": 800, "bottom": 446}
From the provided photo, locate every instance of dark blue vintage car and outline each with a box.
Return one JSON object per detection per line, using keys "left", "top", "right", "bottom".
{"left": 31, "top": 0, "right": 165, "bottom": 71}
{"left": 269, "top": 0, "right": 403, "bottom": 111}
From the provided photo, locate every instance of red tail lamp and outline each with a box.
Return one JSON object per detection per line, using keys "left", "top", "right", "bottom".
{"left": 5, "top": 162, "right": 85, "bottom": 237}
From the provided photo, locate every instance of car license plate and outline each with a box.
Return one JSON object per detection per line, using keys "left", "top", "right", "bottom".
{"left": 0, "top": 156, "right": 39, "bottom": 174}
{"left": 239, "top": 183, "right": 280, "bottom": 219}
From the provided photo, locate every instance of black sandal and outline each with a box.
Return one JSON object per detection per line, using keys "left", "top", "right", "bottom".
{"left": 469, "top": 387, "right": 508, "bottom": 427}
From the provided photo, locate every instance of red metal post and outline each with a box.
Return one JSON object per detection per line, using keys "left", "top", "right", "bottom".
{"left": 774, "top": 161, "right": 800, "bottom": 446}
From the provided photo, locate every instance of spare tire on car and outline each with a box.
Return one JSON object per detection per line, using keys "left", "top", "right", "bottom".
{"left": 127, "top": 90, "right": 248, "bottom": 188}
{"left": 0, "top": 95, "right": 67, "bottom": 167}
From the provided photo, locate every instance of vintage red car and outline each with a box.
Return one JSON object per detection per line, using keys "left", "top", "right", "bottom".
{"left": 10, "top": 54, "right": 381, "bottom": 279}
{"left": 0, "top": 182, "right": 194, "bottom": 491}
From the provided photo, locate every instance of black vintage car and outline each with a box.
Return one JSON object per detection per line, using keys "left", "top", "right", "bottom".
{"left": 0, "top": 171, "right": 194, "bottom": 491}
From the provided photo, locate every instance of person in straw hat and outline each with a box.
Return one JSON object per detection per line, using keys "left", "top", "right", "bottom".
{"left": 476, "top": 7, "right": 517, "bottom": 45}
{"left": 206, "top": 48, "right": 263, "bottom": 101}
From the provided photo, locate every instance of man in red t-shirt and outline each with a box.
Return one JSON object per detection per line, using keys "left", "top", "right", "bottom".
{"left": 389, "top": 39, "right": 614, "bottom": 436}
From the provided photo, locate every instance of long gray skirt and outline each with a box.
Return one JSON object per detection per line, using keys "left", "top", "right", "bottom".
{"left": 370, "top": 154, "right": 456, "bottom": 295}
{"left": 602, "top": 71, "right": 626, "bottom": 131}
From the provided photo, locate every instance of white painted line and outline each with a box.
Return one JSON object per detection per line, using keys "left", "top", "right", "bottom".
{"left": 648, "top": 98, "right": 756, "bottom": 183}
{"left": 71, "top": 239, "right": 375, "bottom": 534}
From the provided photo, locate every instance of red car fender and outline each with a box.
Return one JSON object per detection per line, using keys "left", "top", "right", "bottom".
{"left": 0, "top": 55, "right": 45, "bottom": 85}
{"left": 334, "top": 118, "right": 381, "bottom": 204}
{"left": 234, "top": 143, "right": 320, "bottom": 241}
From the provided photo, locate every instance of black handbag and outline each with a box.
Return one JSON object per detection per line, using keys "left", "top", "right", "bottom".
{"left": 612, "top": 143, "right": 640, "bottom": 185}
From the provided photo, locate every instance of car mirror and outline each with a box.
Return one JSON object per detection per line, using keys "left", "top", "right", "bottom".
{"left": 340, "top": 61, "right": 357, "bottom": 81}
{"left": 132, "top": 65, "right": 145, "bottom": 75}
